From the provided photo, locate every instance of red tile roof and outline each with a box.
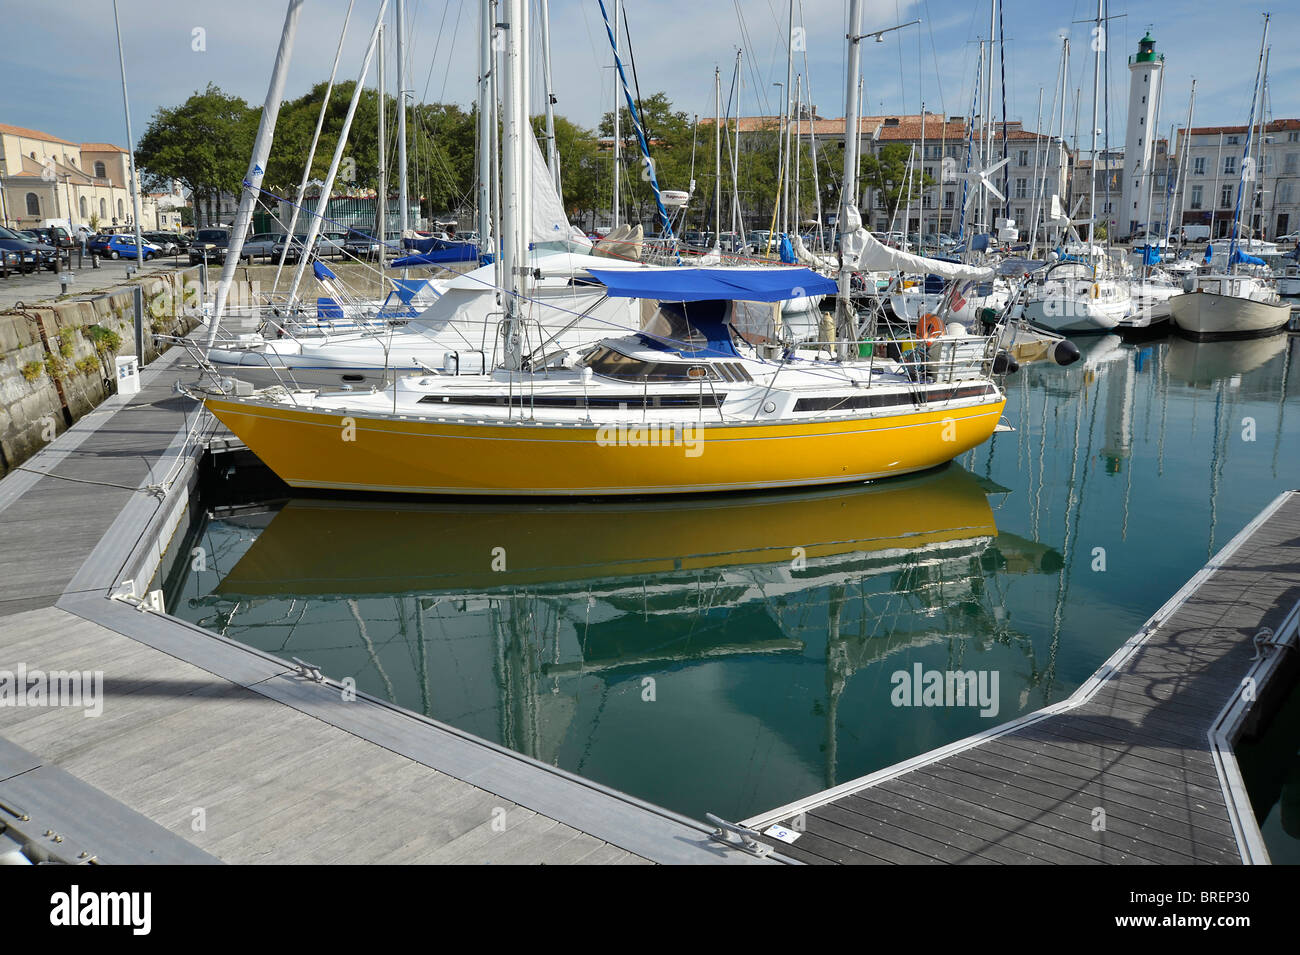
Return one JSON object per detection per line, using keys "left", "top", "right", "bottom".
{"left": 79, "top": 142, "right": 128, "bottom": 153}
{"left": 0, "top": 123, "right": 76, "bottom": 145}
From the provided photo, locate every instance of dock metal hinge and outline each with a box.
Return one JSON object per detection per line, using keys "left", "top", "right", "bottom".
{"left": 705, "top": 813, "right": 773, "bottom": 858}
{"left": 111, "top": 579, "right": 165, "bottom": 614}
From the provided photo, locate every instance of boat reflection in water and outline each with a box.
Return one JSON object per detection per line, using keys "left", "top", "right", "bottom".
{"left": 169, "top": 463, "right": 1063, "bottom": 819}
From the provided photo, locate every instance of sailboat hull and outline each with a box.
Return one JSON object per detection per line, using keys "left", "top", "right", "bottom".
{"left": 1169, "top": 290, "right": 1291, "bottom": 340}
{"left": 204, "top": 395, "right": 1007, "bottom": 497}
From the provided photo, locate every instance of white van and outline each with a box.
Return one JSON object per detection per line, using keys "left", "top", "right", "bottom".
{"left": 1180, "top": 224, "right": 1210, "bottom": 242}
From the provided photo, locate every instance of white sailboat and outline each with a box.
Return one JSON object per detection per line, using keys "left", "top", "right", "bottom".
{"left": 1170, "top": 15, "right": 1290, "bottom": 341}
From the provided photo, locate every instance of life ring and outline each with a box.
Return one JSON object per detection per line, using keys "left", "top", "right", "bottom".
{"left": 1089, "top": 282, "right": 1100, "bottom": 299}
{"left": 916, "top": 312, "right": 945, "bottom": 343}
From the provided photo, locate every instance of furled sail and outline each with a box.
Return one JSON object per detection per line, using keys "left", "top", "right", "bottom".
{"left": 528, "top": 127, "right": 590, "bottom": 248}
{"left": 839, "top": 204, "right": 993, "bottom": 280}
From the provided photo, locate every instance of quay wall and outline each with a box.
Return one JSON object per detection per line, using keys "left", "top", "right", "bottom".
{"left": 0, "top": 269, "right": 212, "bottom": 477}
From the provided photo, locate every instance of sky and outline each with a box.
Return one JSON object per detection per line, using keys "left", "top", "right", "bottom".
{"left": 3, "top": 0, "right": 1292, "bottom": 156}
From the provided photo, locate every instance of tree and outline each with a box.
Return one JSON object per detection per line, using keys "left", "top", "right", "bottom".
{"left": 860, "top": 143, "right": 934, "bottom": 223}
{"left": 135, "top": 84, "right": 257, "bottom": 227}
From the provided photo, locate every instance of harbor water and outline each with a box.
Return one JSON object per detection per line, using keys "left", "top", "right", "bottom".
{"left": 157, "top": 332, "right": 1299, "bottom": 843}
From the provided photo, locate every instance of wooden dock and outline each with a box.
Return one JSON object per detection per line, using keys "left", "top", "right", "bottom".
{"left": 741, "top": 491, "right": 1300, "bottom": 864}
{"left": 0, "top": 342, "right": 773, "bottom": 865}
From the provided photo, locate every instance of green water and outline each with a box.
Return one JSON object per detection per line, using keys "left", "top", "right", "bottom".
{"left": 159, "top": 333, "right": 1300, "bottom": 836}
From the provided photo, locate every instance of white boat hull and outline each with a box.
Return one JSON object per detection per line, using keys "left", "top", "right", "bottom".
{"left": 1021, "top": 295, "right": 1126, "bottom": 334}
{"left": 1169, "top": 290, "right": 1292, "bottom": 340}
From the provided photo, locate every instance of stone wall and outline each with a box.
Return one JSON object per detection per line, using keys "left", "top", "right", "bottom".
{"left": 0, "top": 268, "right": 212, "bottom": 477}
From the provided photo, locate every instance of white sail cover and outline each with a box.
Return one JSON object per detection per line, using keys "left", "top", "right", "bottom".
{"left": 528, "top": 127, "right": 590, "bottom": 248}
{"left": 792, "top": 234, "right": 837, "bottom": 271}
{"left": 839, "top": 204, "right": 993, "bottom": 280}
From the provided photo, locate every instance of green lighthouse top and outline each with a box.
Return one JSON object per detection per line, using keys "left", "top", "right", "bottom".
{"left": 1130, "top": 32, "right": 1162, "bottom": 66}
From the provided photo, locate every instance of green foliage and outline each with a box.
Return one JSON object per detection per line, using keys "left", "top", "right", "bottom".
{"left": 860, "top": 144, "right": 935, "bottom": 222}
{"left": 75, "top": 356, "right": 101, "bottom": 377}
{"left": 21, "top": 360, "right": 43, "bottom": 382}
{"left": 135, "top": 83, "right": 257, "bottom": 217}
{"left": 44, "top": 356, "right": 66, "bottom": 379}
{"left": 85, "top": 324, "right": 123, "bottom": 355}
{"left": 261, "top": 82, "right": 477, "bottom": 220}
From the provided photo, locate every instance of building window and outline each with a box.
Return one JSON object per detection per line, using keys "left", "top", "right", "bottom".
{"left": 1190, "top": 185, "right": 1203, "bottom": 209}
{"left": 79, "top": 196, "right": 87, "bottom": 217}
{"left": 943, "top": 191, "right": 954, "bottom": 210}
{"left": 1220, "top": 184, "right": 1234, "bottom": 208}
{"left": 100, "top": 198, "right": 107, "bottom": 218}
{"left": 1017, "top": 149, "right": 1029, "bottom": 166}
{"left": 1193, "top": 156, "right": 1206, "bottom": 175}
{"left": 1014, "top": 178, "right": 1027, "bottom": 199}
{"left": 1286, "top": 154, "right": 1299, "bottom": 175}
{"left": 117, "top": 199, "right": 124, "bottom": 219}
{"left": 1227, "top": 135, "right": 1240, "bottom": 146}
{"left": 1224, "top": 156, "right": 1236, "bottom": 175}
{"left": 94, "top": 161, "right": 106, "bottom": 178}
{"left": 25, "top": 192, "right": 40, "bottom": 216}
{"left": 1280, "top": 183, "right": 1294, "bottom": 204}
{"left": 1289, "top": 132, "right": 1299, "bottom": 143}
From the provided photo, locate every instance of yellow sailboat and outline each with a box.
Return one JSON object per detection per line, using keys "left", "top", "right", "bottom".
{"left": 204, "top": 269, "right": 1008, "bottom": 496}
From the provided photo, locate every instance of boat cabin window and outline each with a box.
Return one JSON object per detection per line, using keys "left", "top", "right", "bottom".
{"left": 583, "top": 345, "right": 718, "bottom": 382}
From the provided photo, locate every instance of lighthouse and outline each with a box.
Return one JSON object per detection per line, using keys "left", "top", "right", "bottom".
{"left": 1120, "top": 32, "right": 1165, "bottom": 239}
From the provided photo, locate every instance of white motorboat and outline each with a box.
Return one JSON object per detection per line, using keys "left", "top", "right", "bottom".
{"left": 1168, "top": 272, "right": 1291, "bottom": 340}
{"left": 1020, "top": 262, "right": 1130, "bottom": 334}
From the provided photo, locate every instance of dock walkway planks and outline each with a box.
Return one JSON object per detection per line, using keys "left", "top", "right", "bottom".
{"left": 0, "top": 341, "right": 769, "bottom": 864}
{"left": 743, "top": 491, "right": 1300, "bottom": 865}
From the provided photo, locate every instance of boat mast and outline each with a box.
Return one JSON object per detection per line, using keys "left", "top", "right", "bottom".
{"left": 205, "top": 0, "right": 304, "bottom": 353}
{"left": 984, "top": 0, "right": 997, "bottom": 233}
{"left": 1028, "top": 87, "right": 1043, "bottom": 255}
{"left": 476, "top": 0, "right": 493, "bottom": 254}
{"left": 540, "top": 0, "right": 561, "bottom": 193}
{"left": 783, "top": 0, "right": 795, "bottom": 236}
{"left": 286, "top": 2, "right": 387, "bottom": 307}
{"left": 731, "top": 50, "right": 743, "bottom": 241}
{"left": 377, "top": 23, "right": 386, "bottom": 272}
{"left": 500, "top": 0, "right": 527, "bottom": 370}
{"left": 794, "top": 73, "right": 803, "bottom": 240}
{"left": 1089, "top": 0, "right": 1102, "bottom": 260}
{"left": 836, "top": 0, "right": 864, "bottom": 356}
{"left": 396, "top": 0, "right": 409, "bottom": 237}
{"left": 1229, "top": 14, "right": 1270, "bottom": 267}
{"left": 611, "top": 0, "right": 620, "bottom": 229}
{"left": 714, "top": 66, "right": 721, "bottom": 247}
{"left": 272, "top": 2, "right": 353, "bottom": 299}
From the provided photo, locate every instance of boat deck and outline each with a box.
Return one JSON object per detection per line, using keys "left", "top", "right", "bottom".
{"left": 741, "top": 491, "right": 1300, "bottom": 864}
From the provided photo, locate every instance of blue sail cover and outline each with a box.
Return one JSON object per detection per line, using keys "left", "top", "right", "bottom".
{"left": 1137, "top": 244, "right": 1163, "bottom": 266}
{"left": 1203, "top": 243, "right": 1214, "bottom": 264}
{"left": 778, "top": 235, "right": 796, "bottom": 264}
{"left": 313, "top": 260, "right": 338, "bottom": 281}
{"left": 586, "top": 267, "right": 836, "bottom": 303}
{"left": 1230, "top": 248, "right": 1266, "bottom": 267}
{"left": 391, "top": 279, "right": 429, "bottom": 305}
{"left": 389, "top": 245, "right": 479, "bottom": 267}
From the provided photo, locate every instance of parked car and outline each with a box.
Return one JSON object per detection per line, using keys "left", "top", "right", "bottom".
{"left": 342, "top": 230, "right": 401, "bottom": 260}
{"left": 240, "top": 232, "right": 282, "bottom": 261}
{"left": 272, "top": 233, "right": 314, "bottom": 264}
{"left": 31, "top": 225, "right": 75, "bottom": 250}
{"left": 0, "top": 226, "right": 46, "bottom": 273}
{"left": 188, "top": 228, "right": 233, "bottom": 265}
{"left": 100, "top": 234, "right": 163, "bottom": 260}
{"left": 142, "top": 231, "right": 182, "bottom": 255}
